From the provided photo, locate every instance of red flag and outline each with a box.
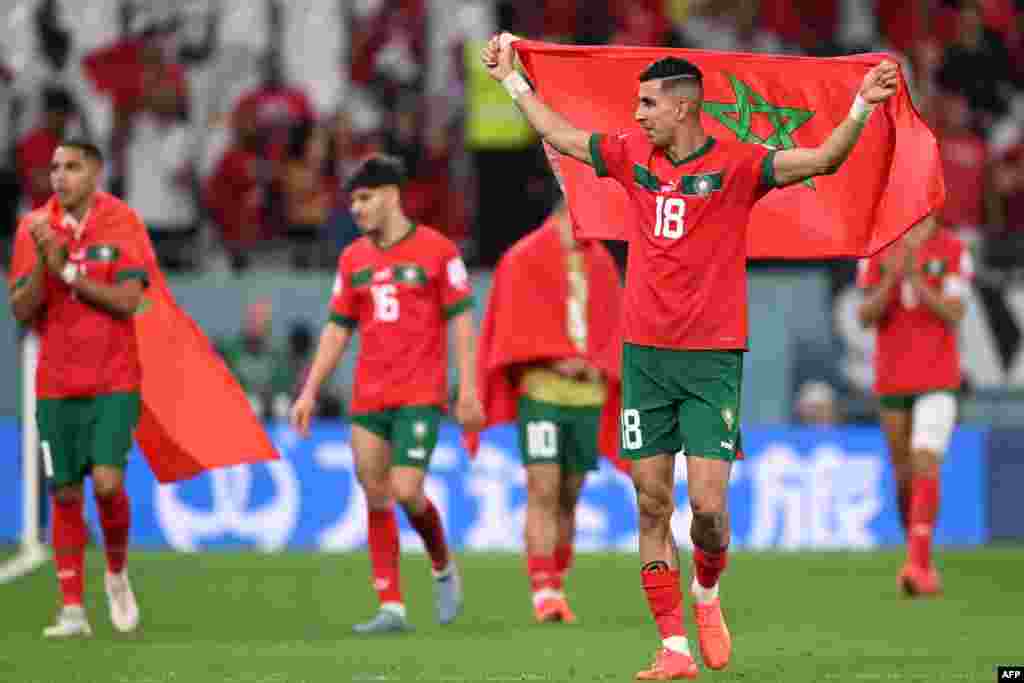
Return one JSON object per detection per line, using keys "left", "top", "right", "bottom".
{"left": 33, "top": 194, "right": 278, "bottom": 482}
{"left": 464, "top": 215, "right": 629, "bottom": 472}
{"left": 515, "top": 42, "right": 944, "bottom": 258}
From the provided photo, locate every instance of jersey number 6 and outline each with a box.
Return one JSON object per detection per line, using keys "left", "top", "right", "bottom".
{"left": 371, "top": 284, "right": 400, "bottom": 321}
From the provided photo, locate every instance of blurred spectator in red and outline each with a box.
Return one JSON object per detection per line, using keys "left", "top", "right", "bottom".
{"left": 350, "top": 0, "right": 426, "bottom": 102}
{"left": 381, "top": 90, "right": 452, "bottom": 234}
{"left": 123, "top": 80, "right": 197, "bottom": 272}
{"left": 608, "top": 0, "right": 673, "bottom": 46}
{"left": 931, "top": 75, "right": 999, "bottom": 242}
{"left": 233, "top": 50, "right": 315, "bottom": 163}
{"left": 759, "top": 0, "right": 840, "bottom": 52}
{"left": 280, "top": 123, "right": 332, "bottom": 269}
{"left": 993, "top": 142, "right": 1024, "bottom": 233}
{"left": 206, "top": 106, "right": 272, "bottom": 273}
{"left": 16, "top": 86, "right": 76, "bottom": 209}
{"left": 937, "top": 0, "right": 1015, "bottom": 125}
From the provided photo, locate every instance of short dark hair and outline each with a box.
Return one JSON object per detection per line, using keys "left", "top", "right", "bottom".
{"left": 58, "top": 139, "right": 104, "bottom": 165}
{"left": 345, "top": 154, "right": 406, "bottom": 192}
{"left": 639, "top": 57, "right": 704, "bottom": 89}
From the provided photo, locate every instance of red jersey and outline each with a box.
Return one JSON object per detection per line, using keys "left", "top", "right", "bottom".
{"left": 7, "top": 193, "right": 151, "bottom": 399}
{"left": 329, "top": 225, "right": 473, "bottom": 413}
{"left": 590, "top": 133, "right": 775, "bottom": 350}
{"left": 857, "top": 228, "right": 972, "bottom": 396}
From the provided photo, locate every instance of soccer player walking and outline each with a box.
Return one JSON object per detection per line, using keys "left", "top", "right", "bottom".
{"left": 471, "top": 200, "right": 622, "bottom": 623}
{"left": 857, "top": 214, "right": 970, "bottom": 597}
{"left": 482, "top": 35, "right": 899, "bottom": 679}
{"left": 8, "top": 141, "right": 150, "bottom": 637}
{"left": 291, "top": 155, "right": 485, "bottom": 633}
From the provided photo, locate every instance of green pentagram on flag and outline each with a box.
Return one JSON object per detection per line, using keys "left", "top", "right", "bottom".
{"left": 703, "top": 73, "right": 816, "bottom": 188}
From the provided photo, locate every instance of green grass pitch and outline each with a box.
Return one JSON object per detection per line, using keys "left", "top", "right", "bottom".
{"left": 1, "top": 547, "right": 1020, "bottom": 682}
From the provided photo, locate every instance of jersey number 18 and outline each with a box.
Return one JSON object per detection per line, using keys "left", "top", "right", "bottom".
{"left": 654, "top": 196, "right": 687, "bottom": 240}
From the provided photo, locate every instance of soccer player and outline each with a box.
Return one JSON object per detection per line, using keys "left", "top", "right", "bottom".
{"left": 471, "top": 199, "right": 622, "bottom": 623}
{"left": 857, "top": 213, "right": 970, "bottom": 597}
{"left": 482, "top": 35, "right": 899, "bottom": 679}
{"left": 291, "top": 154, "right": 485, "bottom": 633}
{"left": 7, "top": 140, "right": 150, "bottom": 637}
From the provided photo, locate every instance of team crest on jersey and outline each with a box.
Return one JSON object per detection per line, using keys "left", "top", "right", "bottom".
{"left": 721, "top": 407, "right": 735, "bottom": 431}
{"left": 925, "top": 259, "right": 946, "bottom": 276}
{"left": 401, "top": 267, "right": 417, "bottom": 282}
{"left": 413, "top": 421, "right": 427, "bottom": 442}
{"left": 679, "top": 172, "right": 723, "bottom": 196}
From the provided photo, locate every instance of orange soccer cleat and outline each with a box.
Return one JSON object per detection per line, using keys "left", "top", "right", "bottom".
{"left": 692, "top": 597, "right": 732, "bottom": 670}
{"left": 534, "top": 596, "right": 577, "bottom": 624}
{"left": 635, "top": 648, "right": 699, "bottom": 680}
{"left": 899, "top": 563, "right": 942, "bottom": 597}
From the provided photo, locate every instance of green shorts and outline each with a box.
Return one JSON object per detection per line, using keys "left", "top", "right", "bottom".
{"left": 37, "top": 391, "right": 141, "bottom": 489}
{"left": 517, "top": 396, "right": 600, "bottom": 473}
{"left": 620, "top": 344, "right": 743, "bottom": 461}
{"left": 879, "top": 392, "right": 956, "bottom": 411}
{"left": 350, "top": 405, "right": 441, "bottom": 469}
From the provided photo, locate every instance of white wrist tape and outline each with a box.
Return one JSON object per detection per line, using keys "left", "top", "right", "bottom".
{"left": 61, "top": 262, "right": 79, "bottom": 285}
{"left": 502, "top": 72, "right": 532, "bottom": 100}
{"left": 849, "top": 94, "right": 876, "bottom": 123}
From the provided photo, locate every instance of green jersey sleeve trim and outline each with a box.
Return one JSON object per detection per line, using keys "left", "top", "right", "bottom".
{"left": 115, "top": 269, "right": 150, "bottom": 287}
{"left": 329, "top": 313, "right": 357, "bottom": 329}
{"left": 761, "top": 150, "right": 778, "bottom": 190}
{"left": 443, "top": 297, "right": 473, "bottom": 320}
{"left": 12, "top": 274, "right": 30, "bottom": 292}
{"left": 589, "top": 134, "right": 609, "bottom": 178}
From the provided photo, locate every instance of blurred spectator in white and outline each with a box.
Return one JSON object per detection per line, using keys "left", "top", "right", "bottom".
{"left": 205, "top": 104, "right": 271, "bottom": 272}
{"left": 796, "top": 380, "right": 841, "bottom": 426}
{"left": 82, "top": 14, "right": 189, "bottom": 195}
{"left": 676, "top": 0, "right": 787, "bottom": 53}
{"left": 280, "top": 122, "right": 331, "bottom": 269}
{"left": 16, "top": 85, "right": 77, "bottom": 209}
{"left": 123, "top": 79, "right": 198, "bottom": 272}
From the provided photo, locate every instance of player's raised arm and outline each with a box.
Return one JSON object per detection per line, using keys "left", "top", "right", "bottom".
{"left": 772, "top": 61, "right": 900, "bottom": 188}
{"left": 481, "top": 33, "right": 594, "bottom": 166}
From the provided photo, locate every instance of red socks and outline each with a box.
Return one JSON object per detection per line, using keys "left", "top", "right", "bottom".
{"left": 96, "top": 489, "right": 131, "bottom": 574}
{"left": 641, "top": 565, "right": 685, "bottom": 640}
{"left": 367, "top": 508, "right": 403, "bottom": 604}
{"left": 555, "top": 543, "right": 573, "bottom": 577}
{"left": 908, "top": 476, "right": 940, "bottom": 569}
{"left": 527, "top": 555, "right": 561, "bottom": 594}
{"left": 51, "top": 496, "right": 88, "bottom": 607}
{"left": 692, "top": 547, "right": 729, "bottom": 589}
{"left": 407, "top": 498, "right": 450, "bottom": 572}
{"left": 897, "top": 480, "right": 912, "bottom": 533}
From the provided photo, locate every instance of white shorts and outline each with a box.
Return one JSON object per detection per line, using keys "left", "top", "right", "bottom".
{"left": 911, "top": 392, "right": 957, "bottom": 457}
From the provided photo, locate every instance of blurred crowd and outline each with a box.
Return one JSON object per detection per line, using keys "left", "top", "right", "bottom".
{"left": 1, "top": 0, "right": 1022, "bottom": 416}
{"left": 1, "top": 0, "right": 1022, "bottom": 274}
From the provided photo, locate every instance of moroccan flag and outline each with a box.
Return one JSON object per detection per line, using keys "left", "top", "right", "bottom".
{"left": 10, "top": 194, "right": 278, "bottom": 482}
{"left": 515, "top": 42, "right": 944, "bottom": 258}
{"left": 464, "top": 215, "right": 628, "bottom": 472}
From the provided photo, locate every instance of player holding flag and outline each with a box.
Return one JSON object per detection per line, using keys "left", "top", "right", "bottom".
{"left": 291, "top": 154, "right": 485, "bottom": 633}
{"left": 482, "top": 34, "right": 899, "bottom": 679}
{"left": 857, "top": 213, "right": 971, "bottom": 597}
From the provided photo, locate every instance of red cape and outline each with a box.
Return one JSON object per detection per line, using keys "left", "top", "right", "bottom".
{"left": 10, "top": 194, "right": 278, "bottom": 482}
{"left": 465, "top": 217, "right": 628, "bottom": 471}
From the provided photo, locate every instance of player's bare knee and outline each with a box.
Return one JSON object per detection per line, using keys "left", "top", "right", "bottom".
{"left": 92, "top": 473, "right": 123, "bottom": 500}
{"left": 636, "top": 489, "right": 673, "bottom": 528}
{"left": 526, "top": 469, "right": 560, "bottom": 511}
{"left": 690, "top": 510, "right": 729, "bottom": 552}
{"left": 910, "top": 449, "right": 941, "bottom": 477}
